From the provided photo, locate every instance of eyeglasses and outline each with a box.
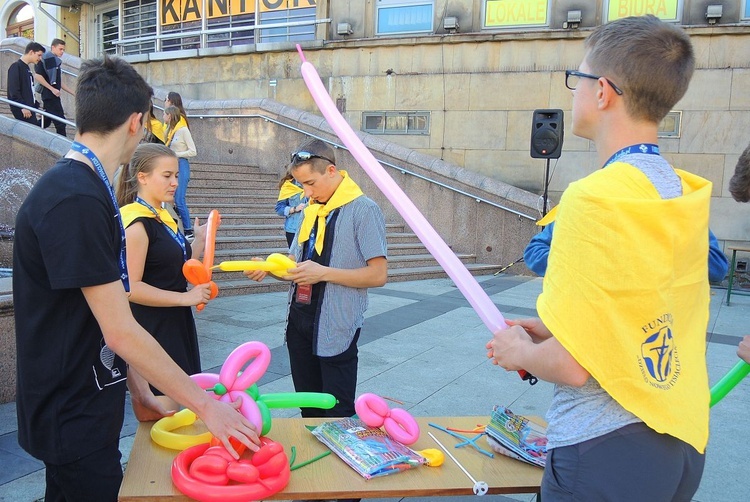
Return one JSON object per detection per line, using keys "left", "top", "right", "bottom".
{"left": 290, "top": 151, "right": 335, "bottom": 166}
{"left": 565, "top": 70, "right": 624, "bottom": 96}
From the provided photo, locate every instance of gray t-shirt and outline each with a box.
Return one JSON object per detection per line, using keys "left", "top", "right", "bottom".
{"left": 546, "top": 153, "right": 682, "bottom": 449}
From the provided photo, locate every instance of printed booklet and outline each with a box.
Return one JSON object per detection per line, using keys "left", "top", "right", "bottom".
{"left": 484, "top": 405, "right": 547, "bottom": 467}
{"left": 311, "top": 417, "right": 425, "bottom": 479}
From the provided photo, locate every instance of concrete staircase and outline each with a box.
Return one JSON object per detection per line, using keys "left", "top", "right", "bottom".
{"left": 187, "top": 161, "right": 500, "bottom": 296}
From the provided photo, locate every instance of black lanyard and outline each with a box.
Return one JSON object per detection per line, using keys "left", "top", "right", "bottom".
{"left": 135, "top": 196, "right": 187, "bottom": 262}
{"left": 70, "top": 141, "right": 130, "bottom": 292}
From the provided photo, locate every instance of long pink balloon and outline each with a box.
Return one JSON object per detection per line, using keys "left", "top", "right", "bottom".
{"left": 296, "top": 46, "right": 534, "bottom": 383}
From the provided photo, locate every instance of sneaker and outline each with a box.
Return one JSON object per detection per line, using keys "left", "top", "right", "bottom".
{"left": 184, "top": 229, "right": 194, "bottom": 241}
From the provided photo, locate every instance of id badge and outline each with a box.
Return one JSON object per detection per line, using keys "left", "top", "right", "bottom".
{"left": 295, "top": 283, "right": 312, "bottom": 304}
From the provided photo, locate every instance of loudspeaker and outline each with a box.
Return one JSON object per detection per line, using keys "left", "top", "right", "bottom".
{"left": 530, "top": 109, "right": 564, "bottom": 159}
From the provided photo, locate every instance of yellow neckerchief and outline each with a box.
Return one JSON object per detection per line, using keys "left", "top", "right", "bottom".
{"left": 297, "top": 170, "right": 363, "bottom": 256}
{"left": 149, "top": 118, "right": 166, "bottom": 144}
{"left": 121, "top": 201, "right": 178, "bottom": 233}
{"left": 164, "top": 116, "right": 188, "bottom": 147}
{"left": 278, "top": 180, "right": 304, "bottom": 201}
{"left": 537, "top": 162, "right": 712, "bottom": 453}
{"left": 535, "top": 205, "right": 557, "bottom": 226}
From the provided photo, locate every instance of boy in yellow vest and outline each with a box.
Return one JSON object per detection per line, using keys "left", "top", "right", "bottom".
{"left": 487, "top": 15, "right": 709, "bottom": 501}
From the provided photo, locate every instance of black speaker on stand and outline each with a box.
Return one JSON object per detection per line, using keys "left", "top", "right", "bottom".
{"left": 530, "top": 109, "right": 564, "bottom": 217}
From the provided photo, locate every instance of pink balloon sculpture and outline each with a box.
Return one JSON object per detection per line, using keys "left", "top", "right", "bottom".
{"left": 191, "top": 341, "right": 271, "bottom": 432}
{"left": 355, "top": 393, "right": 420, "bottom": 445}
{"left": 296, "top": 45, "right": 534, "bottom": 383}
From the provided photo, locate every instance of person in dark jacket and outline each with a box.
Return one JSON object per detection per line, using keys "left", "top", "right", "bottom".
{"left": 34, "top": 38, "right": 74, "bottom": 136}
{"left": 6, "top": 41, "right": 44, "bottom": 125}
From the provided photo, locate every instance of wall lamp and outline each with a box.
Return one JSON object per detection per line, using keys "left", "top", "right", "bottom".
{"left": 705, "top": 5, "right": 722, "bottom": 24}
{"left": 443, "top": 16, "right": 459, "bottom": 33}
{"left": 563, "top": 10, "right": 582, "bottom": 29}
{"left": 336, "top": 22, "right": 353, "bottom": 36}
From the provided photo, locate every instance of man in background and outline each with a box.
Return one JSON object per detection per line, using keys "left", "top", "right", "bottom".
{"left": 7, "top": 41, "right": 44, "bottom": 126}
{"left": 34, "top": 38, "right": 74, "bottom": 136}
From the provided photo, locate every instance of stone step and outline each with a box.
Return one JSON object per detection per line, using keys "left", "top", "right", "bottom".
{"left": 191, "top": 162, "right": 273, "bottom": 176}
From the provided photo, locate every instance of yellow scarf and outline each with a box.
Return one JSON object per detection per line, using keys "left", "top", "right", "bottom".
{"left": 149, "top": 118, "right": 166, "bottom": 144}
{"left": 538, "top": 162, "right": 712, "bottom": 453}
{"left": 277, "top": 180, "right": 304, "bottom": 201}
{"left": 120, "top": 201, "right": 179, "bottom": 233}
{"left": 297, "top": 170, "right": 363, "bottom": 256}
{"left": 164, "top": 117, "right": 188, "bottom": 147}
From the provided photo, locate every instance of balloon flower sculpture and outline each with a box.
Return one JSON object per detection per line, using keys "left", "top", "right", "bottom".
{"left": 151, "top": 341, "right": 337, "bottom": 451}
{"left": 155, "top": 341, "right": 336, "bottom": 502}
{"left": 183, "top": 209, "right": 220, "bottom": 311}
{"left": 172, "top": 438, "right": 290, "bottom": 502}
{"left": 295, "top": 45, "right": 535, "bottom": 385}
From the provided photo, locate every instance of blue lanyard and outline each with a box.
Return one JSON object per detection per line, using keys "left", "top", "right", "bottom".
{"left": 603, "top": 143, "right": 660, "bottom": 168}
{"left": 135, "top": 196, "right": 187, "bottom": 262}
{"left": 304, "top": 212, "right": 335, "bottom": 261}
{"left": 70, "top": 141, "right": 130, "bottom": 292}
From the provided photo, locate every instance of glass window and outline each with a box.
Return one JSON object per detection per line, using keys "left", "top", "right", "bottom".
{"left": 483, "top": 0, "right": 549, "bottom": 29}
{"left": 121, "top": 0, "right": 157, "bottom": 55}
{"left": 376, "top": 0, "right": 434, "bottom": 35}
{"left": 743, "top": 0, "right": 750, "bottom": 20}
{"left": 658, "top": 111, "right": 682, "bottom": 138}
{"left": 258, "top": 6, "right": 316, "bottom": 44}
{"left": 362, "top": 111, "right": 430, "bottom": 135}
{"left": 96, "top": 7, "right": 120, "bottom": 56}
{"left": 603, "top": 0, "right": 682, "bottom": 23}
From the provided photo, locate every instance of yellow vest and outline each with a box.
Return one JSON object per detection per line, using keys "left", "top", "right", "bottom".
{"left": 538, "top": 162, "right": 712, "bottom": 452}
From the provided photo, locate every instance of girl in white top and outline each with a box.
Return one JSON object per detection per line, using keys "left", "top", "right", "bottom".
{"left": 164, "top": 105, "right": 196, "bottom": 238}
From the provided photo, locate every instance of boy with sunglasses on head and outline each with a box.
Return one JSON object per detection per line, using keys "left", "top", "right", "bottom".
{"left": 487, "top": 15, "right": 710, "bottom": 501}
{"left": 246, "top": 139, "right": 387, "bottom": 420}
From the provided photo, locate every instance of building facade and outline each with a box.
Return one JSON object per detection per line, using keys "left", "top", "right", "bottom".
{"left": 2, "top": 0, "right": 750, "bottom": 243}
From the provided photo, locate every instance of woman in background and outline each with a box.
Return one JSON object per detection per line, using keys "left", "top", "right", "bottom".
{"left": 143, "top": 102, "right": 165, "bottom": 144}
{"left": 164, "top": 105, "right": 197, "bottom": 239}
{"left": 116, "top": 143, "right": 213, "bottom": 420}
{"left": 165, "top": 91, "right": 189, "bottom": 128}
{"left": 275, "top": 167, "right": 308, "bottom": 247}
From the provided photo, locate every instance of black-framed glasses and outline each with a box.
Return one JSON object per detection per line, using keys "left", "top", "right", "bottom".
{"left": 290, "top": 151, "right": 335, "bottom": 166}
{"left": 565, "top": 70, "right": 624, "bottom": 95}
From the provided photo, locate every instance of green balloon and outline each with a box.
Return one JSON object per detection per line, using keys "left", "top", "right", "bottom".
{"left": 258, "top": 400, "right": 272, "bottom": 436}
{"left": 710, "top": 360, "right": 750, "bottom": 407}
{"left": 258, "top": 392, "right": 337, "bottom": 409}
{"left": 246, "top": 384, "right": 260, "bottom": 400}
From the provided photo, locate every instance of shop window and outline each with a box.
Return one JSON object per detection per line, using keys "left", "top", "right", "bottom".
{"left": 376, "top": 0, "right": 434, "bottom": 35}
{"left": 362, "top": 111, "right": 430, "bottom": 135}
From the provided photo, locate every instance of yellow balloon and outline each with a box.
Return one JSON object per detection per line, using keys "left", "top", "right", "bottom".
{"left": 150, "top": 409, "right": 213, "bottom": 450}
{"left": 216, "top": 253, "right": 296, "bottom": 278}
{"left": 416, "top": 448, "right": 445, "bottom": 467}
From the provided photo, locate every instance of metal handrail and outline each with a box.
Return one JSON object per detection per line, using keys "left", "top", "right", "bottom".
{"left": 0, "top": 96, "right": 77, "bottom": 128}
{"left": 185, "top": 111, "right": 536, "bottom": 220}
{"left": 0, "top": 47, "right": 77, "bottom": 78}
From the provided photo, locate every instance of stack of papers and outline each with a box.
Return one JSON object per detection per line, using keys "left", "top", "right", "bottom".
{"left": 484, "top": 405, "right": 547, "bottom": 467}
{"left": 311, "top": 417, "right": 425, "bottom": 479}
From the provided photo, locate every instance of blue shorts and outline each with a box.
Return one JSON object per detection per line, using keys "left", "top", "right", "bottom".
{"left": 542, "top": 422, "right": 704, "bottom": 501}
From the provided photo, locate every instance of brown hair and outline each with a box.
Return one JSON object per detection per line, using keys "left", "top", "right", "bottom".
{"left": 166, "top": 91, "right": 189, "bottom": 128}
{"left": 729, "top": 141, "right": 750, "bottom": 203}
{"left": 163, "top": 105, "right": 182, "bottom": 136}
{"left": 116, "top": 143, "right": 176, "bottom": 207}
{"left": 290, "top": 138, "right": 337, "bottom": 175}
{"left": 584, "top": 15, "right": 694, "bottom": 124}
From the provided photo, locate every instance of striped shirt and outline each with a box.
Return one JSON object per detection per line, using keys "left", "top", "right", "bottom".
{"left": 287, "top": 195, "right": 387, "bottom": 356}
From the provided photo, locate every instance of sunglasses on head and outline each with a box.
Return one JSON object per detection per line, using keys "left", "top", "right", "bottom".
{"left": 290, "top": 151, "right": 335, "bottom": 166}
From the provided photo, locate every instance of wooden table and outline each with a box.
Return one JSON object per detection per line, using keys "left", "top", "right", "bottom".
{"left": 119, "top": 416, "right": 544, "bottom": 500}
{"left": 726, "top": 245, "right": 750, "bottom": 305}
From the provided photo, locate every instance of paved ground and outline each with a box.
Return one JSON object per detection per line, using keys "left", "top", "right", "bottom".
{"left": 0, "top": 274, "right": 748, "bottom": 501}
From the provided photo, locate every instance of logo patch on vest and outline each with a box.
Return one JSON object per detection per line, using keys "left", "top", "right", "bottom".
{"left": 637, "top": 313, "right": 681, "bottom": 389}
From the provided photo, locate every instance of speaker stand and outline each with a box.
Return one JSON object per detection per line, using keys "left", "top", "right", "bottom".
{"left": 542, "top": 158, "right": 551, "bottom": 217}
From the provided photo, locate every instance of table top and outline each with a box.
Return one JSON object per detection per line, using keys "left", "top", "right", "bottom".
{"left": 119, "top": 415, "right": 544, "bottom": 501}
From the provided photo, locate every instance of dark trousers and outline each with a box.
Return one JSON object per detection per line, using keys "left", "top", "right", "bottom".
{"left": 542, "top": 422, "right": 705, "bottom": 501}
{"left": 11, "top": 107, "right": 39, "bottom": 126}
{"left": 43, "top": 440, "right": 123, "bottom": 502}
{"left": 286, "top": 310, "right": 359, "bottom": 418}
{"left": 41, "top": 97, "right": 67, "bottom": 136}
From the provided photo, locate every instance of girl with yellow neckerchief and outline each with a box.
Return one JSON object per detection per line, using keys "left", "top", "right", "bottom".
{"left": 275, "top": 167, "right": 308, "bottom": 247}
{"left": 163, "top": 105, "right": 196, "bottom": 239}
{"left": 116, "top": 143, "right": 213, "bottom": 421}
